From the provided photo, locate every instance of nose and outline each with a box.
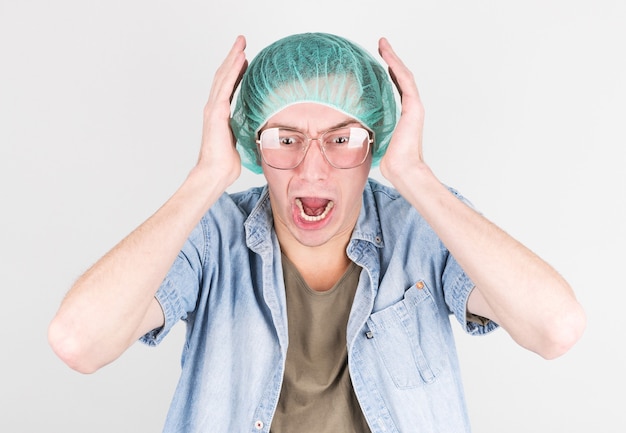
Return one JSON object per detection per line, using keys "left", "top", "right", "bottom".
{"left": 298, "top": 139, "right": 330, "bottom": 180}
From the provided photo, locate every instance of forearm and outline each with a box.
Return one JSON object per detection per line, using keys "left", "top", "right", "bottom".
{"left": 388, "top": 162, "right": 586, "bottom": 358}
{"left": 48, "top": 167, "right": 225, "bottom": 372}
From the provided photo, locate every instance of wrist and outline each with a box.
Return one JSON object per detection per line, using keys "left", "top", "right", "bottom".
{"left": 384, "top": 161, "right": 449, "bottom": 212}
{"left": 192, "top": 155, "right": 241, "bottom": 193}
{"left": 382, "top": 159, "right": 434, "bottom": 189}
{"left": 178, "top": 165, "right": 232, "bottom": 212}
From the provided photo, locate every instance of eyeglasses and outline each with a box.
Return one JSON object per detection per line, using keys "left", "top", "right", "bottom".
{"left": 256, "top": 126, "right": 373, "bottom": 170}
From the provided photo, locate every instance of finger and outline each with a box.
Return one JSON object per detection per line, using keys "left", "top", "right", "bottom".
{"left": 213, "top": 35, "right": 247, "bottom": 92}
{"left": 378, "top": 37, "right": 421, "bottom": 103}
{"left": 219, "top": 35, "right": 247, "bottom": 78}
{"left": 229, "top": 58, "right": 248, "bottom": 104}
{"left": 208, "top": 35, "right": 248, "bottom": 106}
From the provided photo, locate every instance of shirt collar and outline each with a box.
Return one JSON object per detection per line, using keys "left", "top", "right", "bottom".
{"left": 243, "top": 178, "right": 385, "bottom": 252}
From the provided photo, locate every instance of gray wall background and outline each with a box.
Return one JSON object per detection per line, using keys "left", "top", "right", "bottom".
{"left": 1, "top": 0, "right": 624, "bottom": 431}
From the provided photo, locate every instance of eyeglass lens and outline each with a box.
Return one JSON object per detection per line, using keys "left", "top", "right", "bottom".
{"left": 259, "top": 127, "right": 370, "bottom": 169}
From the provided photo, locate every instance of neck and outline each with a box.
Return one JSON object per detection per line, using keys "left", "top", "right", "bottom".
{"left": 276, "top": 229, "right": 352, "bottom": 292}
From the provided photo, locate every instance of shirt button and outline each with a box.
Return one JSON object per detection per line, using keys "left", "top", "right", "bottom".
{"left": 375, "top": 236, "right": 382, "bottom": 244}
{"left": 416, "top": 281, "right": 424, "bottom": 289}
{"left": 255, "top": 420, "right": 264, "bottom": 430}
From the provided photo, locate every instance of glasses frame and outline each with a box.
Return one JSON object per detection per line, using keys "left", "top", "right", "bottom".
{"left": 256, "top": 125, "right": 374, "bottom": 170}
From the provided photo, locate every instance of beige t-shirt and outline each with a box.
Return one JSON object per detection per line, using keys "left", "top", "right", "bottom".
{"left": 270, "top": 255, "right": 371, "bottom": 433}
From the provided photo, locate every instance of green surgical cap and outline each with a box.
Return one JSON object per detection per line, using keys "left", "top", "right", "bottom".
{"left": 231, "top": 32, "right": 398, "bottom": 174}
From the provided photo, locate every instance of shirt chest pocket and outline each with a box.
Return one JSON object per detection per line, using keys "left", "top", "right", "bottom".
{"left": 366, "top": 281, "right": 447, "bottom": 389}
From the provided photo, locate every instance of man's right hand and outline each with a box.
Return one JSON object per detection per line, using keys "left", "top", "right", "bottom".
{"left": 195, "top": 35, "right": 248, "bottom": 191}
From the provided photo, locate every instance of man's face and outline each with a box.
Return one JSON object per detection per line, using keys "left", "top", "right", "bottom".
{"left": 260, "top": 103, "right": 372, "bottom": 248}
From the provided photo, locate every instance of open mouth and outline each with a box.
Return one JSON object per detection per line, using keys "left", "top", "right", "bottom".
{"left": 295, "top": 198, "right": 335, "bottom": 222}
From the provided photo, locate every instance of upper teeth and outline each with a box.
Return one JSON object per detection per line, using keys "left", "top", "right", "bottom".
{"left": 295, "top": 199, "right": 334, "bottom": 222}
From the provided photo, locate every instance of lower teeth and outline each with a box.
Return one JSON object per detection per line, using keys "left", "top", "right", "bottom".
{"left": 295, "top": 199, "right": 334, "bottom": 222}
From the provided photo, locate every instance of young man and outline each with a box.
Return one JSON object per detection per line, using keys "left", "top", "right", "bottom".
{"left": 48, "top": 33, "right": 586, "bottom": 432}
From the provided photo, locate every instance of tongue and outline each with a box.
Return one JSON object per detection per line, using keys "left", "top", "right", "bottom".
{"left": 299, "top": 198, "right": 330, "bottom": 216}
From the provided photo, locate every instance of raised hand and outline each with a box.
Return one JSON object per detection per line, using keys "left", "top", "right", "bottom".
{"left": 377, "top": 37, "right": 426, "bottom": 185}
{"left": 196, "top": 35, "right": 248, "bottom": 189}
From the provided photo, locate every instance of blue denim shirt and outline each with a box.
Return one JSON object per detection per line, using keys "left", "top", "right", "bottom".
{"left": 141, "top": 178, "right": 497, "bottom": 432}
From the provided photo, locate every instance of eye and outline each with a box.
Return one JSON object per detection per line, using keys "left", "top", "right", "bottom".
{"left": 325, "top": 128, "right": 353, "bottom": 147}
{"left": 277, "top": 130, "right": 305, "bottom": 148}
{"left": 280, "top": 137, "right": 296, "bottom": 146}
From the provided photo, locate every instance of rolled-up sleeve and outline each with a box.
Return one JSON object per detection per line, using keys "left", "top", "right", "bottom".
{"left": 440, "top": 188, "right": 499, "bottom": 336}
{"left": 443, "top": 257, "right": 498, "bottom": 336}
{"left": 140, "top": 220, "right": 207, "bottom": 346}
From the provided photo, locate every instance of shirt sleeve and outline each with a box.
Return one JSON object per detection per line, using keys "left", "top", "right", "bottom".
{"left": 139, "top": 220, "right": 207, "bottom": 346}
{"left": 443, "top": 259, "right": 498, "bottom": 335}
{"left": 441, "top": 187, "right": 499, "bottom": 336}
